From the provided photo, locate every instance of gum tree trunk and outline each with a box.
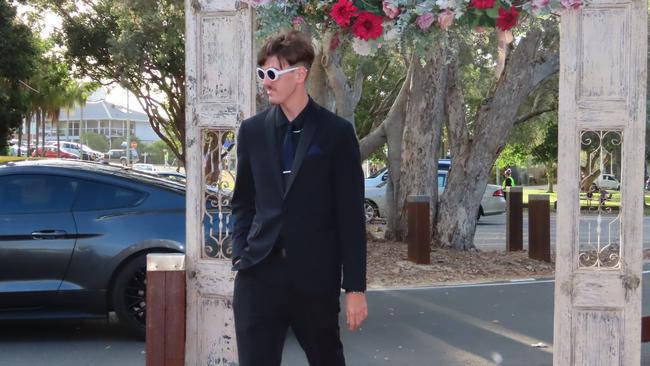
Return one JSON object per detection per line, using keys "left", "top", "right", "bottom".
{"left": 433, "top": 28, "right": 559, "bottom": 249}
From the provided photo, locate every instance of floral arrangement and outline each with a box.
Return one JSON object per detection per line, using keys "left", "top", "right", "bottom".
{"left": 249, "top": 0, "right": 581, "bottom": 55}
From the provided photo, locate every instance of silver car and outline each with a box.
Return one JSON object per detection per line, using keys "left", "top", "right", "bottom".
{"left": 364, "top": 169, "right": 506, "bottom": 222}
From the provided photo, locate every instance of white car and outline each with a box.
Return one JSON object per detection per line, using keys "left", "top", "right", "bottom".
{"left": 595, "top": 174, "right": 620, "bottom": 190}
{"left": 364, "top": 169, "right": 506, "bottom": 222}
{"left": 132, "top": 163, "right": 156, "bottom": 172}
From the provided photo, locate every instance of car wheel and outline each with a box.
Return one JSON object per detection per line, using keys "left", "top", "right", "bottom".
{"left": 477, "top": 206, "right": 483, "bottom": 222}
{"left": 112, "top": 255, "right": 147, "bottom": 339}
{"left": 364, "top": 200, "right": 378, "bottom": 222}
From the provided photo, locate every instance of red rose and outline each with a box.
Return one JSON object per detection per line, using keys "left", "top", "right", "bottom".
{"left": 496, "top": 6, "right": 519, "bottom": 31}
{"left": 471, "top": 0, "right": 495, "bottom": 9}
{"left": 352, "top": 11, "right": 383, "bottom": 41}
{"left": 330, "top": 0, "right": 359, "bottom": 27}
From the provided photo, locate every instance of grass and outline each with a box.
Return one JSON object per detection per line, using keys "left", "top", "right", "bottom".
{"left": 0, "top": 156, "right": 27, "bottom": 163}
{"left": 522, "top": 187, "right": 650, "bottom": 209}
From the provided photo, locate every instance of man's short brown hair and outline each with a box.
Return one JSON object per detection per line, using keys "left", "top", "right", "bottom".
{"left": 257, "top": 30, "right": 315, "bottom": 69}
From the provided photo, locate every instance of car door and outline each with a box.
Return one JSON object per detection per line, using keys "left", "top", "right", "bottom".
{"left": 0, "top": 174, "right": 79, "bottom": 309}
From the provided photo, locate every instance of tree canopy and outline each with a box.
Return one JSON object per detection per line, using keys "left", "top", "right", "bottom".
{"left": 35, "top": 0, "right": 186, "bottom": 162}
{"left": 0, "top": 0, "right": 38, "bottom": 153}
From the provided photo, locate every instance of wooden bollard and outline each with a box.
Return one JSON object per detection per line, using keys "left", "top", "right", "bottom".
{"left": 642, "top": 316, "right": 650, "bottom": 342}
{"left": 506, "top": 186, "right": 523, "bottom": 251}
{"left": 528, "top": 194, "right": 551, "bottom": 262}
{"left": 407, "top": 195, "right": 430, "bottom": 265}
{"left": 146, "top": 253, "right": 186, "bottom": 366}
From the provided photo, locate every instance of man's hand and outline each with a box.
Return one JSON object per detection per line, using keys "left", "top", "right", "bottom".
{"left": 345, "top": 292, "right": 368, "bottom": 331}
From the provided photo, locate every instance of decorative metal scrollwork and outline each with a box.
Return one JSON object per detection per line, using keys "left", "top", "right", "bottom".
{"left": 202, "top": 129, "right": 236, "bottom": 260}
{"left": 578, "top": 130, "right": 622, "bottom": 269}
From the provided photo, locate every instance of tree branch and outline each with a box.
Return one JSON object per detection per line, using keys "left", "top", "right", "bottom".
{"left": 513, "top": 107, "right": 556, "bottom": 125}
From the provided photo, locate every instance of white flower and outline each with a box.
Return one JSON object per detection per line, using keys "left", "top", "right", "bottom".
{"left": 352, "top": 38, "right": 373, "bottom": 56}
{"left": 436, "top": 0, "right": 457, "bottom": 10}
{"left": 382, "top": 22, "right": 400, "bottom": 41}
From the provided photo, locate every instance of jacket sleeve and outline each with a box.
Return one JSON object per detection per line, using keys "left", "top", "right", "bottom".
{"left": 334, "top": 122, "right": 367, "bottom": 292}
{"left": 231, "top": 123, "right": 255, "bottom": 265}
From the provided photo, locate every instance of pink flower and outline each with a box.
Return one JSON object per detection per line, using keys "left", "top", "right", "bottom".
{"left": 438, "top": 10, "right": 454, "bottom": 30}
{"left": 560, "top": 0, "right": 582, "bottom": 9}
{"left": 292, "top": 16, "right": 304, "bottom": 25}
{"left": 531, "top": 0, "right": 550, "bottom": 11}
{"left": 474, "top": 26, "right": 486, "bottom": 33}
{"left": 382, "top": 1, "right": 400, "bottom": 19}
{"left": 415, "top": 12, "right": 435, "bottom": 30}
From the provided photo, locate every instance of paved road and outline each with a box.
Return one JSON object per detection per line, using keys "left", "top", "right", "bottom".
{"left": 4, "top": 274, "right": 650, "bottom": 366}
{"left": 474, "top": 212, "right": 650, "bottom": 252}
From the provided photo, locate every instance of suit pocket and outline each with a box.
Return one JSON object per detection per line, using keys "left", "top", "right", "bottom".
{"left": 246, "top": 222, "right": 261, "bottom": 241}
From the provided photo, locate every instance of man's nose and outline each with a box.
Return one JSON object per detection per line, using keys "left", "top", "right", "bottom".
{"left": 262, "top": 76, "right": 273, "bottom": 88}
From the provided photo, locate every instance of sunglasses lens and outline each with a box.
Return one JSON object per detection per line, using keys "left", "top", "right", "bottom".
{"left": 256, "top": 69, "right": 265, "bottom": 80}
{"left": 267, "top": 69, "right": 277, "bottom": 81}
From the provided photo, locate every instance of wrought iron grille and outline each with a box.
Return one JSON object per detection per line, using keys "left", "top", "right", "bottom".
{"left": 201, "top": 129, "right": 236, "bottom": 260}
{"left": 578, "top": 130, "right": 622, "bottom": 269}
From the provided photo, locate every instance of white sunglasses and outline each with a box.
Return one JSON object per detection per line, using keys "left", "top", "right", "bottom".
{"left": 256, "top": 66, "right": 300, "bottom": 81}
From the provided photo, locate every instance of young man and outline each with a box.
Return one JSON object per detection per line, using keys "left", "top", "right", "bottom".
{"left": 230, "top": 31, "right": 368, "bottom": 366}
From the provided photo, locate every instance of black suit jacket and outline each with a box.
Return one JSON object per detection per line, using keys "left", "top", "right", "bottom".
{"left": 231, "top": 101, "right": 366, "bottom": 294}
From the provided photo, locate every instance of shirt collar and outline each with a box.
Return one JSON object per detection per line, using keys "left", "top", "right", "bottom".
{"left": 275, "top": 97, "right": 314, "bottom": 130}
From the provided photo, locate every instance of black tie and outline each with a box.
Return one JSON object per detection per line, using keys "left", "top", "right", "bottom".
{"left": 281, "top": 123, "right": 295, "bottom": 187}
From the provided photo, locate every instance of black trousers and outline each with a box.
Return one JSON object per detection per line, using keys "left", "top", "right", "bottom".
{"left": 233, "top": 253, "right": 345, "bottom": 366}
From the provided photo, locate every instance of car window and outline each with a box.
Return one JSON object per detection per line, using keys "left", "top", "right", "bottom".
{"left": 0, "top": 175, "right": 78, "bottom": 214}
{"left": 73, "top": 180, "right": 145, "bottom": 211}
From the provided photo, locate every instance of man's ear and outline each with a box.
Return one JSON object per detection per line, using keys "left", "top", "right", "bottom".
{"left": 296, "top": 66, "right": 309, "bottom": 83}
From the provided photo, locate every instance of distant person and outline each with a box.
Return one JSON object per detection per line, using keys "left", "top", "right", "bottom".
{"left": 369, "top": 163, "right": 377, "bottom": 176}
{"left": 163, "top": 149, "right": 170, "bottom": 168}
{"left": 503, "top": 168, "right": 515, "bottom": 188}
{"left": 130, "top": 148, "right": 139, "bottom": 164}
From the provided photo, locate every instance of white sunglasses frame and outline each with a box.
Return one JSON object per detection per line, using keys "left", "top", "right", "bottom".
{"left": 256, "top": 66, "right": 301, "bottom": 81}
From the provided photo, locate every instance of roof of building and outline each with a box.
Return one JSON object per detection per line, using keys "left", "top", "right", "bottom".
{"left": 57, "top": 99, "right": 149, "bottom": 122}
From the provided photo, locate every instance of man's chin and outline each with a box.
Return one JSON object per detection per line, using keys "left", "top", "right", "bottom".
{"left": 267, "top": 97, "right": 283, "bottom": 105}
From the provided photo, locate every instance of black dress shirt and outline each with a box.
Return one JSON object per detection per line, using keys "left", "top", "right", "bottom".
{"left": 274, "top": 98, "right": 314, "bottom": 180}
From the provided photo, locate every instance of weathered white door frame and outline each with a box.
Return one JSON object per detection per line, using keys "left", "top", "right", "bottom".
{"left": 554, "top": 0, "right": 646, "bottom": 364}
{"left": 184, "top": 1, "right": 254, "bottom": 364}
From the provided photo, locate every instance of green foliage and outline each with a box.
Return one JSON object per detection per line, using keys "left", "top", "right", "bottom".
{"left": 352, "top": 47, "right": 407, "bottom": 139}
{"left": 495, "top": 143, "right": 530, "bottom": 170}
{"left": 530, "top": 118, "right": 558, "bottom": 167}
{"left": 142, "top": 140, "right": 170, "bottom": 165}
{"left": 81, "top": 132, "right": 109, "bottom": 152}
{"left": 0, "top": 0, "right": 38, "bottom": 152}
{"left": 37, "top": 0, "right": 185, "bottom": 162}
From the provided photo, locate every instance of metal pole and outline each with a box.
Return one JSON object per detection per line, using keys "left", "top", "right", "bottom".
{"left": 126, "top": 88, "right": 131, "bottom": 165}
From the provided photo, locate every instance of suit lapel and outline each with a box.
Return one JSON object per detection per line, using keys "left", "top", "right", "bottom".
{"left": 264, "top": 107, "right": 284, "bottom": 195}
{"left": 283, "top": 105, "right": 319, "bottom": 199}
